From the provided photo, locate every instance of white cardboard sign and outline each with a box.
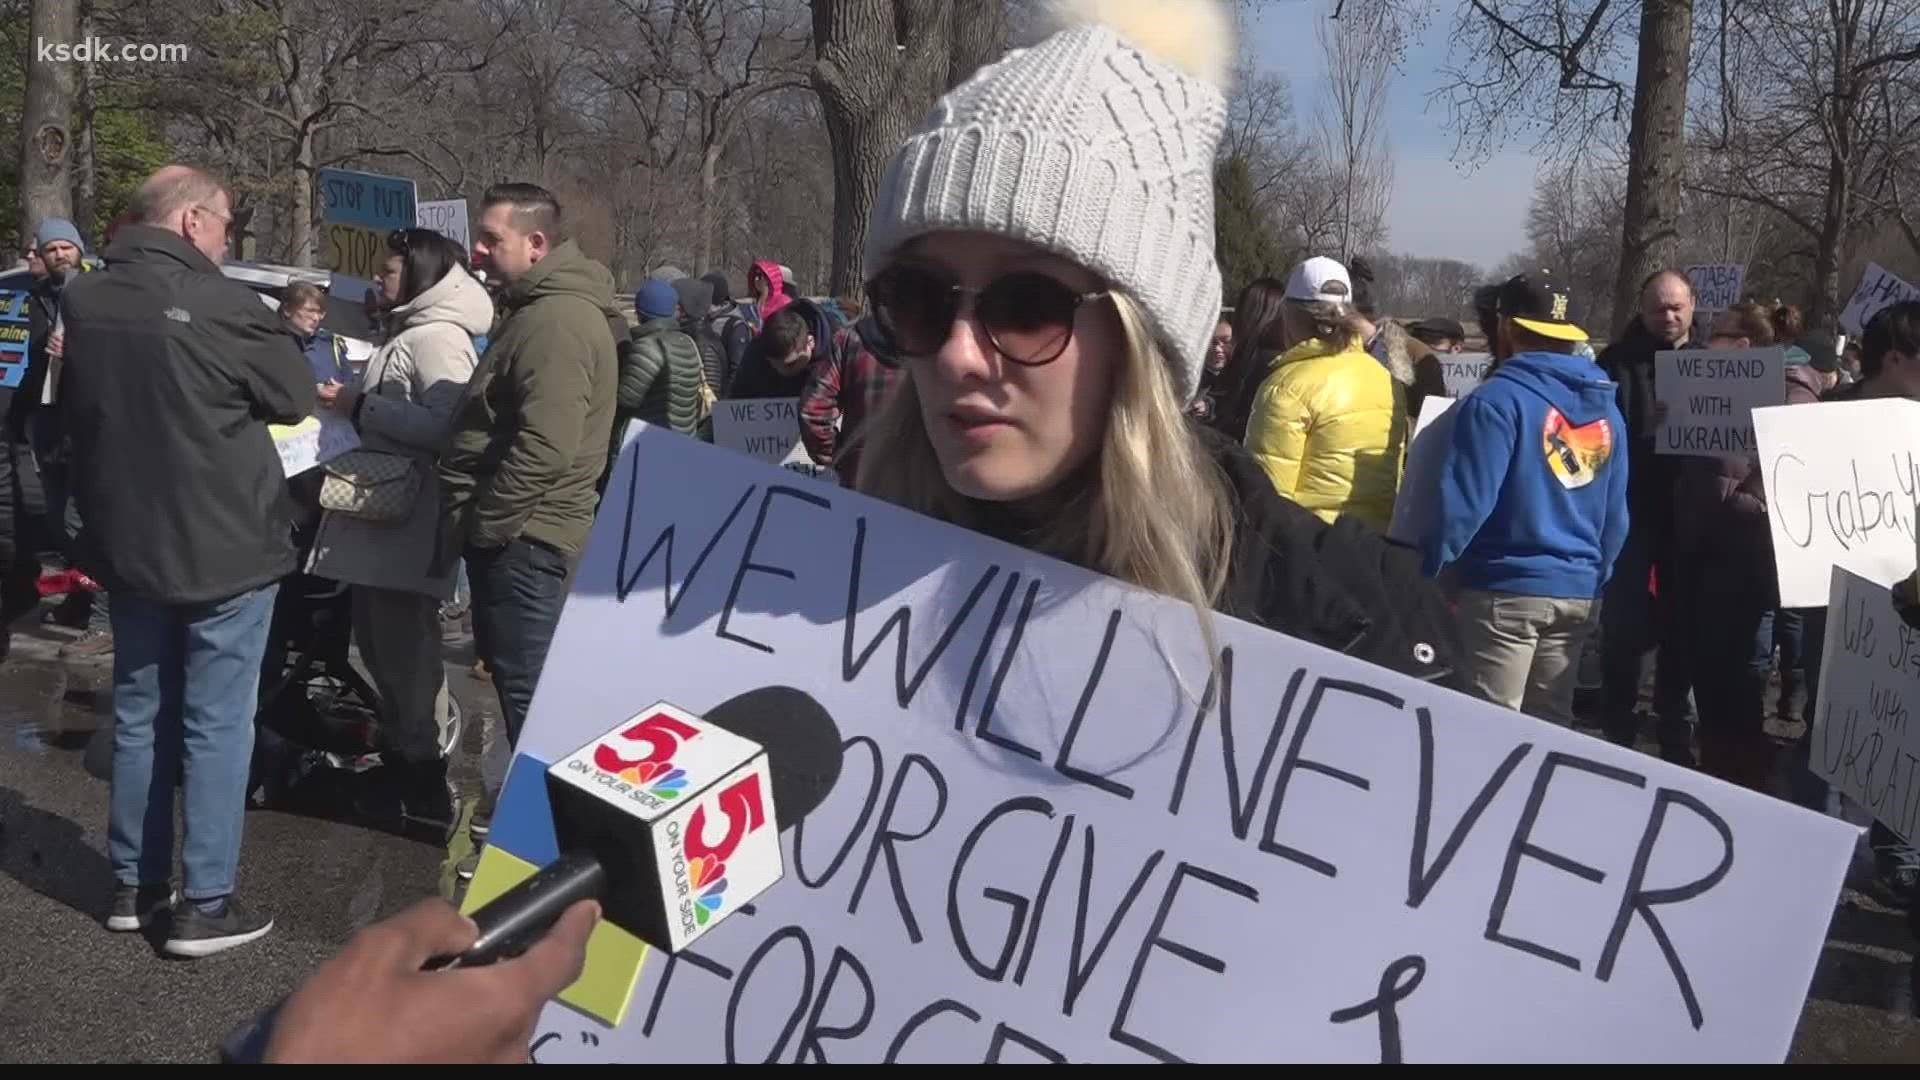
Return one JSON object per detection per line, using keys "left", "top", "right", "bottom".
{"left": 1838, "top": 262, "right": 1919, "bottom": 337}
{"left": 1752, "top": 398, "right": 1920, "bottom": 608}
{"left": 416, "top": 198, "right": 471, "bottom": 251}
{"left": 1388, "top": 395, "right": 1457, "bottom": 546}
{"left": 711, "top": 396, "right": 831, "bottom": 482}
{"left": 1437, "top": 353, "right": 1490, "bottom": 398}
{"left": 1654, "top": 348, "right": 1784, "bottom": 458}
{"left": 511, "top": 422, "right": 1855, "bottom": 1064}
{"left": 270, "top": 412, "right": 361, "bottom": 476}
{"left": 1812, "top": 566, "right": 1920, "bottom": 846}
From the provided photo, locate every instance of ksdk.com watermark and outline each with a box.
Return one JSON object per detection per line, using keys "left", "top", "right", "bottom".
{"left": 37, "top": 37, "right": 189, "bottom": 63}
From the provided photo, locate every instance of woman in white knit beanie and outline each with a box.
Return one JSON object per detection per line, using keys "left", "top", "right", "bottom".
{"left": 851, "top": 0, "right": 1460, "bottom": 684}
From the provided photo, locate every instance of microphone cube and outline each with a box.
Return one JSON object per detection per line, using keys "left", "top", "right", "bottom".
{"left": 545, "top": 701, "right": 783, "bottom": 952}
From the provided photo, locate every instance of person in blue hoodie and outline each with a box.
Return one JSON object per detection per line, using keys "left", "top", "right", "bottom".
{"left": 1421, "top": 271, "right": 1628, "bottom": 726}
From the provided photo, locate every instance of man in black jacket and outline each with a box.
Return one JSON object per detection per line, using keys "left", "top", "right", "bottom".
{"left": 1594, "top": 268, "right": 1700, "bottom": 762}
{"left": 61, "top": 164, "right": 314, "bottom": 957}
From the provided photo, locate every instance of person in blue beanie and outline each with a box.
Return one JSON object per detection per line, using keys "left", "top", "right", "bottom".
{"left": 1421, "top": 271, "right": 1629, "bottom": 726}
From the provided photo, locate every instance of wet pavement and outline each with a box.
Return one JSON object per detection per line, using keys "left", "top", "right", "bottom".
{"left": 0, "top": 611, "right": 1917, "bottom": 1062}
{"left": 0, "top": 613, "right": 503, "bottom": 1064}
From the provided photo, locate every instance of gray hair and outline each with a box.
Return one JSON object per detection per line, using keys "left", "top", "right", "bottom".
{"left": 129, "top": 165, "right": 226, "bottom": 226}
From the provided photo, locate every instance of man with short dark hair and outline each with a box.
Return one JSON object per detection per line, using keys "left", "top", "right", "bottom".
{"left": 62, "top": 163, "right": 313, "bottom": 955}
{"left": 439, "top": 183, "right": 620, "bottom": 754}
{"left": 1595, "top": 268, "right": 1701, "bottom": 759}
{"left": 1421, "top": 273, "right": 1629, "bottom": 726}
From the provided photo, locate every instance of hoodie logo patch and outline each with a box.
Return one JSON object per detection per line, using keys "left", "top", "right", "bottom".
{"left": 1542, "top": 408, "right": 1612, "bottom": 490}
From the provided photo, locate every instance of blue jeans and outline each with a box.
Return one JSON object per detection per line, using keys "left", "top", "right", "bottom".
{"left": 108, "top": 583, "right": 278, "bottom": 900}
{"left": 468, "top": 539, "right": 572, "bottom": 748}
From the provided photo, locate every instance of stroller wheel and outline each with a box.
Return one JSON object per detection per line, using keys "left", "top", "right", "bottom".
{"left": 438, "top": 694, "right": 464, "bottom": 760}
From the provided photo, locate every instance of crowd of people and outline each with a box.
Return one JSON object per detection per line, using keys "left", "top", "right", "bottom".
{"left": 5, "top": 0, "right": 1916, "bottom": 1061}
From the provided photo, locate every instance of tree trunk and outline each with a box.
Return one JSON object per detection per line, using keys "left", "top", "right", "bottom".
{"left": 291, "top": 128, "right": 315, "bottom": 267}
{"left": 948, "top": 0, "right": 1008, "bottom": 90}
{"left": 1810, "top": 15, "right": 1858, "bottom": 329}
{"left": 18, "top": 0, "right": 80, "bottom": 248}
{"left": 700, "top": 141, "right": 722, "bottom": 274}
{"left": 1609, "top": 0, "right": 1692, "bottom": 337}
{"left": 71, "top": 0, "right": 97, "bottom": 245}
{"left": 811, "top": 0, "right": 955, "bottom": 296}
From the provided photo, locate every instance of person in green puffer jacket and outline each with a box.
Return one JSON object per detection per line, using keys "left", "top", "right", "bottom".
{"left": 619, "top": 278, "right": 708, "bottom": 443}
{"left": 438, "top": 183, "right": 620, "bottom": 752}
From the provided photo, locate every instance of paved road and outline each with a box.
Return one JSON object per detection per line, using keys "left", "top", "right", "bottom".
{"left": 0, "top": 616, "right": 502, "bottom": 1064}
{"left": 0, "top": 615, "right": 1917, "bottom": 1062}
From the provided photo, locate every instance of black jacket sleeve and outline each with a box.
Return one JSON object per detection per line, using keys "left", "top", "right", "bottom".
{"left": 214, "top": 287, "right": 315, "bottom": 424}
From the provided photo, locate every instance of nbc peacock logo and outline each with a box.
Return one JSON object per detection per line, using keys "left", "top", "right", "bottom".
{"left": 617, "top": 760, "right": 688, "bottom": 800}
{"left": 685, "top": 852, "right": 728, "bottom": 926}
{"left": 679, "top": 772, "right": 766, "bottom": 928}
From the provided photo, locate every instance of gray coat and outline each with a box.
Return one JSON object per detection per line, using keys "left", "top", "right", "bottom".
{"left": 307, "top": 265, "right": 493, "bottom": 598}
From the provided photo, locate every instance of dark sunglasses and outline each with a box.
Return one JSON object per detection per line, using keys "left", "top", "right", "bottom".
{"left": 867, "top": 264, "right": 1110, "bottom": 366}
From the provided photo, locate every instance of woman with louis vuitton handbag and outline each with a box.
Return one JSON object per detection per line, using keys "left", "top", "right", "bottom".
{"left": 307, "top": 228, "right": 492, "bottom": 837}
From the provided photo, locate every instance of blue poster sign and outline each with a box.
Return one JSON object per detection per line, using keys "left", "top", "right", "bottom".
{"left": 316, "top": 167, "right": 417, "bottom": 232}
{"left": 0, "top": 287, "right": 30, "bottom": 389}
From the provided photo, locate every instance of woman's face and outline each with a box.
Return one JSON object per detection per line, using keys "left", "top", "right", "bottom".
{"left": 750, "top": 268, "right": 771, "bottom": 302}
{"left": 377, "top": 253, "right": 405, "bottom": 305}
{"left": 896, "top": 231, "right": 1119, "bottom": 502}
{"left": 1209, "top": 320, "right": 1232, "bottom": 371}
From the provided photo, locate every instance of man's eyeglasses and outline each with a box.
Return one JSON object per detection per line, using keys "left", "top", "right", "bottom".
{"left": 866, "top": 264, "right": 1109, "bottom": 366}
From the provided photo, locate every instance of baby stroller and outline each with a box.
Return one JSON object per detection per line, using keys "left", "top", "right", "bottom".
{"left": 248, "top": 567, "right": 386, "bottom": 806}
{"left": 247, "top": 471, "right": 465, "bottom": 842}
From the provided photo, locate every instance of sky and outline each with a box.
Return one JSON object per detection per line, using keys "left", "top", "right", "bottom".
{"left": 1245, "top": 0, "right": 1539, "bottom": 271}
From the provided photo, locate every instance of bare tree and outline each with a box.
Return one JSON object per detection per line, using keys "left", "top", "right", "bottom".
{"left": 134, "top": 0, "right": 507, "bottom": 264}
{"left": 1314, "top": 2, "right": 1395, "bottom": 260}
{"left": 1687, "top": 0, "right": 1920, "bottom": 323}
{"left": 587, "top": 0, "right": 811, "bottom": 271}
{"left": 19, "top": 0, "right": 79, "bottom": 244}
{"left": 1436, "top": 0, "right": 1689, "bottom": 335}
{"left": 809, "top": 0, "right": 1009, "bottom": 295}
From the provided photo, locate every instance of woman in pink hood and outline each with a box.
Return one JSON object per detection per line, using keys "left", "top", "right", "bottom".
{"left": 748, "top": 259, "right": 791, "bottom": 326}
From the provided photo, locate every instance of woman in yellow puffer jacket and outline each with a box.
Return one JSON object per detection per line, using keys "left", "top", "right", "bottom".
{"left": 1243, "top": 257, "right": 1406, "bottom": 531}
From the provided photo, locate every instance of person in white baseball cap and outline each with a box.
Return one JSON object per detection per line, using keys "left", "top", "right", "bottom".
{"left": 850, "top": 0, "right": 1458, "bottom": 686}
{"left": 1242, "top": 254, "right": 1407, "bottom": 531}
{"left": 1284, "top": 255, "right": 1353, "bottom": 305}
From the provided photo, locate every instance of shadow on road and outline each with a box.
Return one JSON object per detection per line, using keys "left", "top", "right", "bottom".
{"left": 0, "top": 783, "right": 110, "bottom": 924}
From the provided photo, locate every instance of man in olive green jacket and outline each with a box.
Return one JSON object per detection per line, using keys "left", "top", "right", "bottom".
{"left": 440, "top": 183, "right": 620, "bottom": 751}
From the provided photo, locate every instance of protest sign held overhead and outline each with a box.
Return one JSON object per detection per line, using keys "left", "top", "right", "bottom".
{"left": 710, "top": 397, "right": 832, "bottom": 483}
{"left": 317, "top": 167, "right": 418, "bottom": 292}
{"left": 473, "top": 422, "right": 1856, "bottom": 1065}
{"left": 1685, "top": 264, "right": 1745, "bottom": 312}
{"left": 416, "top": 198, "right": 470, "bottom": 251}
{"left": 1838, "top": 263, "right": 1919, "bottom": 336}
{"left": 1753, "top": 398, "right": 1920, "bottom": 608}
{"left": 1812, "top": 567, "right": 1920, "bottom": 847}
{"left": 1654, "top": 348, "right": 1784, "bottom": 458}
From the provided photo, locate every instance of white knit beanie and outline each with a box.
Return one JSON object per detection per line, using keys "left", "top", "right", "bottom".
{"left": 864, "top": 0, "right": 1233, "bottom": 401}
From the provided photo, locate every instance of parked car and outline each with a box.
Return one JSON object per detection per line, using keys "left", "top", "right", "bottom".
{"left": 220, "top": 260, "right": 379, "bottom": 371}
{"left": 0, "top": 259, "right": 381, "bottom": 375}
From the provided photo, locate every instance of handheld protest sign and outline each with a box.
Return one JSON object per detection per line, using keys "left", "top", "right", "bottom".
{"left": 1811, "top": 567, "right": 1920, "bottom": 846}
{"left": 1654, "top": 348, "right": 1784, "bottom": 459}
{"left": 485, "top": 421, "right": 1856, "bottom": 1063}
{"left": 1752, "top": 398, "right": 1920, "bottom": 608}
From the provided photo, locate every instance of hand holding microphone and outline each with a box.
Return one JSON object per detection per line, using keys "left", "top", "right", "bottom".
{"left": 432, "top": 684, "right": 845, "bottom": 969}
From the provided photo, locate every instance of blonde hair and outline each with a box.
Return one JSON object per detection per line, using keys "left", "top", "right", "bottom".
{"left": 855, "top": 291, "right": 1236, "bottom": 660}
{"left": 1281, "top": 298, "right": 1370, "bottom": 351}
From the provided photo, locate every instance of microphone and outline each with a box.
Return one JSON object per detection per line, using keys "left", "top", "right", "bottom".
{"left": 431, "top": 685, "right": 843, "bottom": 969}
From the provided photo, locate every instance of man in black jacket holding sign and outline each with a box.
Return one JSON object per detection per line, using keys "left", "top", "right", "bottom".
{"left": 60, "top": 164, "right": 314, "bottom": 957}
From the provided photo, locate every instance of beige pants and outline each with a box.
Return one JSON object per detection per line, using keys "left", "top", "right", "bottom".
{"left": 352, "top": 585, "right": 452, "bottom": 764}
{"left": 1452, "top": 589, "right": 1596, "bottom": 727}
